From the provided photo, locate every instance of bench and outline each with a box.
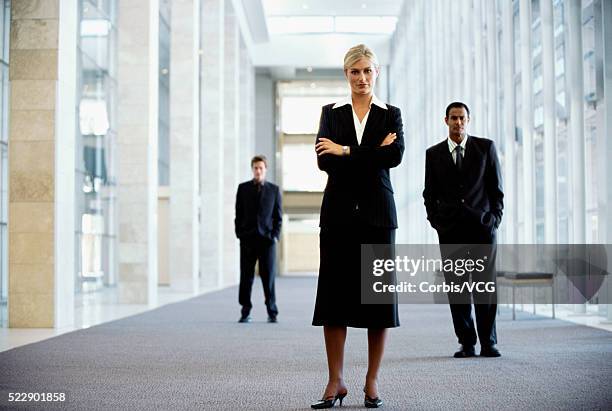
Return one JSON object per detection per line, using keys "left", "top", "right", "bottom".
{"left": 498, "top": 271, "right": 555, "bottom": 320}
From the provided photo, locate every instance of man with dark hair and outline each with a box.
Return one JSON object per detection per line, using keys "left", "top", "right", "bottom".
{"left": 423, "top": 102, "right": 504, "bottom": 358}
{"left": 235, "top": 155, "right": 282, "bottom": 323}
{"left": 445, "top": 101, "right": 470, "bottom": 118}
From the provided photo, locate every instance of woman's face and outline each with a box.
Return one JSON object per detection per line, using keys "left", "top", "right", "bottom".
{"left": 345, "top": 57, "right": 378, "bottom": 96}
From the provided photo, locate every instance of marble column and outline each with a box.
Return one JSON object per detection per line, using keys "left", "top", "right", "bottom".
{"left": 223, "top": 1, "right": 239, "bottom": 286}
{"left": 239, "top": 38, "right": 251, "bottom": 182}
{"left": 169, "top": 0, "right": 200, "bottom": 293}
{"left": 200, "top": 0, "right": 225, "bottom": 289}
{"left": 8, "top": 0, "right": 77, "bottom": 327}
{"left": 116, "top": 0, "right": 159, "bottom": 304}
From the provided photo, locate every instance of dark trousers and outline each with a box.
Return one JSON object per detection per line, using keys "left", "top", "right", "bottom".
{"left": 239, "top": 236, "right": 278, "bottom": 318}
{"left": 439, "top": 238, "right": 498, "bottom": 348}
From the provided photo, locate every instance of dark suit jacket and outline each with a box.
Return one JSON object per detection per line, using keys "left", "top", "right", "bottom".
{"left": 235, "top": 180, "right": 282, "bottom": 241}
{"left": 423, "top": 135, "right": 503, "bottom": 243}
{"left": 316, "top": 102, "right": 404, "bottom": 228}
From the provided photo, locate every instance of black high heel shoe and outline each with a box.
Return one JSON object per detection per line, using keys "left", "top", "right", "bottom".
{"left": 311, "top": 391, "right": 347, "bottom": 409}
{"left": 363, "top": 388, "right": 383, "bottom": 408}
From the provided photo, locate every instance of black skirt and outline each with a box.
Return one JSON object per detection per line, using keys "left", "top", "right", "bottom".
{"left": 312, "top": 216, "right": 400, "bottom": 328}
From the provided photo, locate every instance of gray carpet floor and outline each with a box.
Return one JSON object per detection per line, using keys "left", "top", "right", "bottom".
{"left": 0, "top": 277, "right": 611, "bottom": 410}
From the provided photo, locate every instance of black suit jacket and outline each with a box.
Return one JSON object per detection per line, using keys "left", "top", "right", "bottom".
{"left": 235, "top": 180, "right": 282, "bottom": 241}
{"left": 316, "top": 102, "right": 404, "bottom": 228}
{"left": 423, "top": 135, "right": 504, "bottom": 243}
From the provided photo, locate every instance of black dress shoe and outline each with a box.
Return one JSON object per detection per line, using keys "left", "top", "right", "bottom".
{"left": 480, "top": 345, "right": 501, "bottom": 357}
{"left": 311, "top": 392, "right": 347, "bottom": 409}
{"left": 238, "top": 315, "right": 251, "bottom": 323}
{"left": 363, "top": 389, "right": 383, "bottom": 408}
{"left": 267, "top": 316, "right": 277, "bottom": 323}
{"left": 453, "top": 345, "right": 476, "bottom": 358}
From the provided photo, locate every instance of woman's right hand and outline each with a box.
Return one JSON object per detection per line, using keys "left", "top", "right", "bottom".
{"left": 380, "top": 133, "right": 397, "bottom": 147}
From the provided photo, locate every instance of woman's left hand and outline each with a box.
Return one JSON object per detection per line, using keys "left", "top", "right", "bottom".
{"left": 316, "top": 138, "right": 344, "bottom": 156}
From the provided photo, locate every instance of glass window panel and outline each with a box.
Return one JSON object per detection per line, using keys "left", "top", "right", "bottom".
{"left": 0, "top": 1, "right": 4, "bottom": 62}
{"left": 553, "top": 0, "right": 564, "bottom": 34}
{"left": 533, "top": 63, "right": 543, "bottom": 93}
{"left": 532, "top": 0, "right": 541, "bottom": 22}
{"left": 281, "top": 96, "right": 337, "bottom": 134}
{"left": 584, "top": 125, "right": 598, "bottom": 211}
{"left": 76, "top": 0, "right": 117, "bottom": 292}
{"left": 282, "top": 144, "right": 326, "bottom": 192}
{"left": 79, "top": 98, "right": 110, "bottom": 135}
{"left": 80, "top": 36, "right": 110, "bottom": 72}
{"left": 555, "top": 56, "right": 565, "bottom": 77}
{"left": 1, "top": 224, "right": 6, "bottom": 306}
{"left": 0, "top": 0, "right": 8, "bottom": 323}
{"left": 0, "top": 65, "right": 3, "bottom": 140}
{"left": 0, "top": 143, "right": 6, "bottom": 223}
{"left": 532, "top": 22, "right": 542, "bottom": 56}
{"left": 158, "top": 12, "right": 170, "bottom": 186}
{"left": 2, "top": 1, "right": 6, "bottom": 61}
{"left": 513, "top": 9, "right": 520, "bottom": 73}
{"left": 82, "top": 0, "right": 110, "bottom": 21}
{"left": 1, "top": 64, "right": 7, "bottom": 142}
{"left": 81, "top": 19, "right": 110, "bottom": 37}
{"left": 534, "top": 105, "right": 543, "bottom": 128}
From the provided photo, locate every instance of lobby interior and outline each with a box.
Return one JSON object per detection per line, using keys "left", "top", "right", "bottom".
{"left": 0, "top": 0, "right": 611, "bottom": 409}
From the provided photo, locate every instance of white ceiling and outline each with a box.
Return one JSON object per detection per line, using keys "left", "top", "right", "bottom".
{"left": 262, "top": 0, "right": 404, "bottom": 17}
{"left": 234, "top": 0, "right": 405, "bottom": 73}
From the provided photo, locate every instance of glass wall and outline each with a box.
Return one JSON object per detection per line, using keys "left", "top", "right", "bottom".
{"left": 278, "top": 81, "right": 345, "bottom": 192}
{"left": 0, "top": 0, "right": 9, "bottom": 327}
{"left": 388, "top": 0, "right": 608, "bottom": 245}
{"left": 159, "top": 0, "right": 170, "bottom": 186}
{"left": 76, "top": 0, "right": 118, "bottom": 293}
{"left": 388, "top": 0, "right": 610, "bottom": 316}
{"left": 277, "top": 80, "right": 345, "bottom": 273}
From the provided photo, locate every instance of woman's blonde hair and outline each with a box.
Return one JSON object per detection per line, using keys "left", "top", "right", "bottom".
{"left": 343, "top": 44, "right": 379, "bottom": 70}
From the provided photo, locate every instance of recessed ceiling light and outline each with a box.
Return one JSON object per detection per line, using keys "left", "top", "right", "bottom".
{"left": 302, "top": 3, "right": 309, "bottom": 9}
{"left": 361, "top": 3, "right": 367, "bottom": 9}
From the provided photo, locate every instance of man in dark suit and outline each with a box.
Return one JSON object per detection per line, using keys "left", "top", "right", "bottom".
{"left": 423, "top": 102, "right": 504, "bottom": 358}
{"left": 235, "top": 155, "right": 282, "bottom": 323}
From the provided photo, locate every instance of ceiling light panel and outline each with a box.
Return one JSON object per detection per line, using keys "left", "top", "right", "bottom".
{"left": 262, "top": 0, "right": 404, "bottom": 17}
{"left": 267, "top": 16, "right": 334, "bottom": 34}
{"left": 334, "top": 16, "right": 397, "bottom": 34}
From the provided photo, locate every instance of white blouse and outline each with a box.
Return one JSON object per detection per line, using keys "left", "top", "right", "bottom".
{"left": 332, "top": 94, "right": 388, "bottom": 145}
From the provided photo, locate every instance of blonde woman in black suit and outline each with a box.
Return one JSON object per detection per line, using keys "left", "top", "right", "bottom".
{"left": 311, "top": 44, "right": 404, "bottom": 409}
